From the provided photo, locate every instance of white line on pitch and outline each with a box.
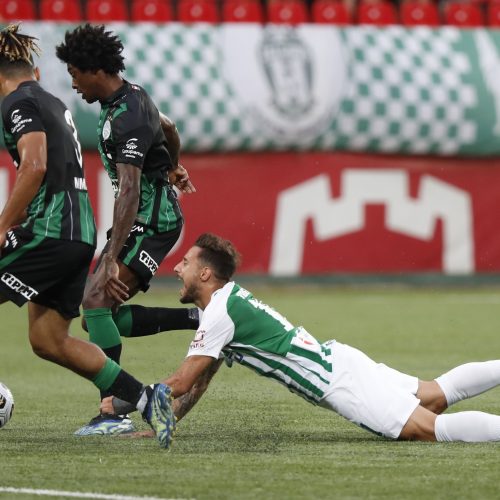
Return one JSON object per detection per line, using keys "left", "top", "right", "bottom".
{"left": 0, "top": 487, "right": 191, "bottom": 500}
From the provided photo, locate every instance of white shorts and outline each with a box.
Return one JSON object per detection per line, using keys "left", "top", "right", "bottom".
{"left": 320, "top": 341, "right": 420, "bottom": 439}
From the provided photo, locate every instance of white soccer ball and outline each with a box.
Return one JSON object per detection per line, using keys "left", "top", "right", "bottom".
{"left": 0, "top": 382, "right": 14, "bottom": 428}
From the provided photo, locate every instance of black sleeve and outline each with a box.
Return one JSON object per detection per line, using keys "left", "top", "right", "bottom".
{"left": 3, "top": 97, "right": 45, "bottom": 143}
{"left": 112, "top": 108, "right": 153, "bottom": 169}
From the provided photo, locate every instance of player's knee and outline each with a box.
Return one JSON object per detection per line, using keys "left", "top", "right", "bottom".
{"left": 417, "top": 380, "right": 448, "bottom": 414}
{"left": 30, "top": 336, "right": 58, "bottom": 362}
{"left": 398, "top": 406, "right": 437, "bottom": 442}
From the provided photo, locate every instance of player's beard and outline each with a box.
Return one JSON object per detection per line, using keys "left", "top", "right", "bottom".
{"left": 179, "top": 282, "right": 199, "bottom": 305}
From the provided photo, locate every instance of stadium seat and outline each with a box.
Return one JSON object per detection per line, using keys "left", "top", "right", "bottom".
{"left": 86, "top": 0, "right": 129, "bottom": 21}
{"left": 40, "top": 0, "right": 82, "bottom": 21}
{"left": 488, "top": 2, "right": 500, "bottom": 26}
{"left": 312, "top": 0, "right": 351, "bottom": 24}
{"left": 131, "top": 0, "right": 173, "bottom": 21}
{"left": 0, "top": 0, "right": 36, "bottom": 20}
{"left": 443, "top": 2, "right": 483, "bottom": 27}
{"left": 177, "top": 0, "right": 219, "bottom": 23}
{"left": 267, "top": 0, "right": 308, "bottom": 24}
{"left": 357, "top": 0, "right": 397, "bottom": 25}
{"left": 223, "top": 0, "right": 264, "bottom": 22}
{"left": 400, "top": 1, "right": 439, "bottom": 26}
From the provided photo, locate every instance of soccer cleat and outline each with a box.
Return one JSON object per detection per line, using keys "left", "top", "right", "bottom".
{"left": 142, "top": 384, "right": 176, "bottom": 449}
{"left": 74, "top": 413, "right": 135, "bottom": 436}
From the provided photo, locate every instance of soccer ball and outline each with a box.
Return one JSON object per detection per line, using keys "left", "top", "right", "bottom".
{"left": 0, "top": 382, "right": 14, "bottom": 428}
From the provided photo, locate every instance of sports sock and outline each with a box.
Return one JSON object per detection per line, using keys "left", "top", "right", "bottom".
{"left": 435, "top": 361, "right": 500, "bottom": 406}
{"left": 92, "top": 358, "right": 144, "bottom": 406}
{"left": 435, "top": 412, "right": 500, "bottom": 442}
{"left": 113, "top": 304, "right": 199, "bottom": 338}
{"left": 84, "top": 308, "right": 123, "bottom": 400}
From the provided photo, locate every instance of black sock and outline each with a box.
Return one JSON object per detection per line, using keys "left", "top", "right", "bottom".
{"left": 106, "top": 370, "right": 144, "bottom": 407}
{"left": 114, "top": 305, "right": 199, "bottom": 338}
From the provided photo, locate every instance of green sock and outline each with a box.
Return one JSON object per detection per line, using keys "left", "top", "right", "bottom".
{"left": 83, "top": 307, "right": 122, "bottom": 349}
{"left": 92, "top": 357, "right": 121, "bottom": 392}
{"left": 113, "top": 305, "right": 133, "bottom": 338}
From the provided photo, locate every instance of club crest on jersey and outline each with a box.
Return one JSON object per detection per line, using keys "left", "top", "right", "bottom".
{"left": 102, "top": 120, "right": 111, "bottom": 140}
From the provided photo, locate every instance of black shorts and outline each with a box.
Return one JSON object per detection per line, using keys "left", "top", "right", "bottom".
{"left": 0, "top": 227, "right": 95, "bottom": 319}
{"left": 98, "top": 223, "right": 182, "bottom": 292}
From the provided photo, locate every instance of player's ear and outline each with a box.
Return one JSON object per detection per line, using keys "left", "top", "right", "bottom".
{"left": 199, "top": 266, "right": 212, "bottom": 283}
{"left": 33, "top": 66, "right": 41, "bottom": 81}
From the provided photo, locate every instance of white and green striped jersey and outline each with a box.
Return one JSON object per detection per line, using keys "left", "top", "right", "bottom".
{"left": 187, "top": 282, "right": 333, "bottom": 405}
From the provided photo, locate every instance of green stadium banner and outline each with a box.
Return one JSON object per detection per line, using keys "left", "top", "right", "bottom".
{"left": 2, "top": 22, "right": 500, "bottom": 155}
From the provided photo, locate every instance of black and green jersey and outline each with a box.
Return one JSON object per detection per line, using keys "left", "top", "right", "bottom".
{"left": 97, "top": 81, "right": 182, "bottom": 233}
{"left": 1, "top": 81, "right": 96, "bottom": 247}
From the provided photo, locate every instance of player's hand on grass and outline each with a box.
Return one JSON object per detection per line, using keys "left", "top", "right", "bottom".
{"left": 102, "top": 256, "right": 129, "bottom": 303}
{"left": 169, "top": 164, "right": 196, "bottom": 194}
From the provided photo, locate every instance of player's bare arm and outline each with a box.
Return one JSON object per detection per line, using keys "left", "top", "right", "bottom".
{"left": 102, "top": 162, "right": 141, "bottom": 303}
{"left": 159, "top": 112, "right": 196, "bottom": 194}
{"left": 173, "top": 357, "right": 223, "bottom": 421}
{"left": 0, "top": 131, "right": 46, "bottom": 248}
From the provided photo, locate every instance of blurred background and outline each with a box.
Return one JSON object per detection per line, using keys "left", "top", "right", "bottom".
{"left": 1, "top": 0, "right": 500, "bottom": 283}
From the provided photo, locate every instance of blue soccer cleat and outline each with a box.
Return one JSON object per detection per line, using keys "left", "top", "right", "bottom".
{"left": 142, "top": 384, "right": 176, "bottom": 449}
{"left": 74, "top": 413, "right": 135, "bottom": 436}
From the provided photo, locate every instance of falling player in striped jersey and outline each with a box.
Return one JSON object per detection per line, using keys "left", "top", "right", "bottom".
{"left": 0, "top": 24, "right": 175, "bottom": 448}
{"left": 106, "top": 233, "right": 500, "bottom": 443}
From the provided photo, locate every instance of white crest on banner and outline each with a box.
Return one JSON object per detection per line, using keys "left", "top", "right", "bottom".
{"left": 221, "top": 25, "right": 346, "bottom": 145}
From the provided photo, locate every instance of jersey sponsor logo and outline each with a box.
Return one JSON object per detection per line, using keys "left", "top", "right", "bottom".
{"left": 1, "top": 272, "right": 38, "bottom": 300}
{"left": 122, "top": 138, "right": 144, "bottom": 160}
{"left": 74, "top": 177, "right": 88, "bottom": 190}
{"left": 190, "top": 330, "right": 205, "bottom": 349}
{"left": 131, "top": 225, "right": 144, "bottom": 233}
{"left": 139, "top": 250, "right": 158, "bottom": 274}
{"left": 10, "top": 109, "right": 33, "bottom": 134}
{"left": 102, "top": 120, "right": 111, "bottom": 140}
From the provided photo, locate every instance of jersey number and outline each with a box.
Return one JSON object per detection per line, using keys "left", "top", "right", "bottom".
{"left": 64, "top": 110, "right": 83, "bottom": 170}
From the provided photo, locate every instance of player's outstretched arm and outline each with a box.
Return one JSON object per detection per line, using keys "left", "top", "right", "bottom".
{"left": 159, "top": 112, "right": 180, "bottom": 166}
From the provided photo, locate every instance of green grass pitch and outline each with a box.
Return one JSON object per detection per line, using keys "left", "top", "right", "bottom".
{"left": 1, "top": 285, "right": 500, "bottom": 500}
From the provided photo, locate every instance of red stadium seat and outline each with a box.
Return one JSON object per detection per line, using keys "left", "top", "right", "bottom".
{"left": 223, "top": 0, "right": 264, "bottom": 22}
{"left": 357, "top": 1, "right": 397, "bottom": 25}
{"left": 177, "top": 0, "right": 219, "bottom": 23}
{"left": 267, "top": 0, "right": 308, "bottom": 24}
{"left": 444, "top": 2, "right": 483, "bottom": 27}
{"left": 86, "top": 0, "right": 129, "bottom": 21}
{"left": 488, "top": 2, "right": 500, "bottom": 26}
{"left": 131, "top": 0, "right": 173, "bottom": 21}
{"left": 400, "top": 1, "right": 439, "bottom": 26}
{"left": 40, "top": 0, "right": 82, "bottom": 21}
{"left": 312, "top": 0, "right": 351, "bottom": 24}
{"left": 0, "top": 0, "right": 36, "bottom": 20}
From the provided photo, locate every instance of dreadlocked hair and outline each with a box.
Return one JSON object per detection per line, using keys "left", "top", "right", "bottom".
{"left": 56, "top": 24, "right": 125, "bottom": 75}
{"left": 0, "top": 23, "right": 41, "bottom": 75}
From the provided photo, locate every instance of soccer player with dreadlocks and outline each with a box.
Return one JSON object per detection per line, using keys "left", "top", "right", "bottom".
{"left": 56, "top": 24, "right": 199, "bottom": 436}
{"left": 0, "top": 24, "right": 176, "bottom": 448}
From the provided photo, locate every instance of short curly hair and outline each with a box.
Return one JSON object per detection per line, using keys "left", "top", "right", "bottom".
{"left": 195, "top": 233, "right": 241, "bottom": 282}
{"left": 55, "top": 24, "right": 125, "bottom": 74}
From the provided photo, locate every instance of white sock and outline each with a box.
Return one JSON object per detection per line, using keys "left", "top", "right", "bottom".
{"left": 435, "top": 412, "right": 500, "bottom": 442}
{"left": 435, "top": 361, "right": 500, "bottom": 406}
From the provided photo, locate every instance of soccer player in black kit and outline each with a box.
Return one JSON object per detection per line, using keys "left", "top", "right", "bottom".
{"left": 0, "top": 24, "right": 176, "bottom": 449}
{"left": 56, "top": 24, "right": 199, "bottom": 436}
